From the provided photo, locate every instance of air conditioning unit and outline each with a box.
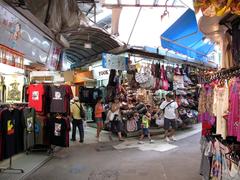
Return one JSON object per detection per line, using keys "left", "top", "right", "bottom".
{"left": 56, "top": 34, "right": 70, "bottom": 48}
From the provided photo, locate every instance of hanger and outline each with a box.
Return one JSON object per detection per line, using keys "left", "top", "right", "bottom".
{"left": 56, "top": 113, "right": 62, "bottom": 119}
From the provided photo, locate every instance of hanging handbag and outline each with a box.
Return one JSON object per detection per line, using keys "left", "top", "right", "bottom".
{"left": 166, "top": 65, "right": 174, "bottom": 82}
{"left": 135, "top": 66, "right": 149, "bottom": 84}
{"left": 160, "top": 65, "right": 169, "bottom": 91}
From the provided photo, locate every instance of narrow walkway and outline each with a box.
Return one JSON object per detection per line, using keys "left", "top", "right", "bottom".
{"left": 24, "top": 133, "right": 202, "bottom": 180}
{"left": 0, "top": 124, "right": 202, "bottom": 180}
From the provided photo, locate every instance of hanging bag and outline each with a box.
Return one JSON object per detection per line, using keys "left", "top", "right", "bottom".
{"left": 160, "top": 65, "right": 169, "bottom": 91}
{"left": 166, "top": 65, "right": 174, "bottom": 82}
{"left": 135, "top": 65, "right": 149, "bottom": 84}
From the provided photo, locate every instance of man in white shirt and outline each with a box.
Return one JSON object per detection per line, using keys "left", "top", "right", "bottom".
{"left": 160, "top": 93, "right": 179, "bottom": 142}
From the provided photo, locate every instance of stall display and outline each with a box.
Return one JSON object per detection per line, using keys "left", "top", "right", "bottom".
{"left": 95, "top": 59, "right": 202, "bottom": 135}
{"left": 199, "top": 67, "right": 240, "bottom": 179}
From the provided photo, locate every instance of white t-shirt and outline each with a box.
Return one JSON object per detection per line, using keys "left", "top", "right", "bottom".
{"left": 160, "top": 100, "right": 178, "bottom": 119}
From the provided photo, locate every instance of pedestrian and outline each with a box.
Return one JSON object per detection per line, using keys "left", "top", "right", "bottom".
{"left": 70, "top": 96, "right": 84, "bottom": 143}
{"left": 109, "top": 97, "right": 124, "bottom": 141}
{"left": 95, "top": 97, "right": 104, "bottom": 142}
{"left": 138, "top": 112, "right": 154, "bottom": 144}
{"left": 160, "top": 93, "right": 179, "bottom": 142}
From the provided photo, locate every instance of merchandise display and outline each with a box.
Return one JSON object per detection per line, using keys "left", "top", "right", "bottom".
{"left": 1, "top": 1, "right": 240, "bottom": 179}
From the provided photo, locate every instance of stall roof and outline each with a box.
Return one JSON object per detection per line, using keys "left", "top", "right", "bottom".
{"left": 160, "top": 8, "right": 215, "bottom": 62}
{"left": 63, "top": 26, "right": 123, "bottom": 64}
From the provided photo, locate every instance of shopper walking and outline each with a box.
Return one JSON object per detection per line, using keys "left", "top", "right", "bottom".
{"left": 160, "top": 93, "right": 178, "bottom": 142}
{"left": 138, "top": 112, "right": 154, "bottom": 144}
{"left": 95, "top": 97, "right": 104, "bottom": 142}
{"left": 70, "top": 97, "right": 84, "bottom": 143}
{"left": 109, "top": 97, "right": 124, "bottom": 141}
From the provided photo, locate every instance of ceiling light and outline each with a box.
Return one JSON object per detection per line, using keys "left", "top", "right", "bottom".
{"left": 84, "top": 42, "right": 92, "bottom": 49}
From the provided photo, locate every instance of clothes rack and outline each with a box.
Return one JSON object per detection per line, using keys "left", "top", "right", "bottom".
{"left": 0, "top": 156, "right": 24, "bottom": 173}
{"left": 0, "top": 103, "right": 26, "bottom": 174}
{"left": 201, "top": 66, "right": 240, "bottom": 83}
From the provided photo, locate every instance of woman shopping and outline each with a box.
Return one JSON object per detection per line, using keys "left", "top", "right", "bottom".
{"left": 108, "top": 97, "right": 124, "bottom": 141}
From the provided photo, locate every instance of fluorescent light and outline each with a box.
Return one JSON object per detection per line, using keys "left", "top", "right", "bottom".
{"left": 84, "top": 42, "right": 92, "bottom": 49}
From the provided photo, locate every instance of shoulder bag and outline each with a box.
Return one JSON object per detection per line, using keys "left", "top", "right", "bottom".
{"left": 74, "top": 103, "right": 85, "bottom": 119}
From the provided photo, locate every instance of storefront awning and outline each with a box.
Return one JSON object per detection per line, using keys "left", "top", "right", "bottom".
{"left": 160, "top": 9, "right": 214, "bottom": 62}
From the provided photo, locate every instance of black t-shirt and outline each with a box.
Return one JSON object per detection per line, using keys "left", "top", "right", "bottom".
{"left": 22, "top": 108, "right": 36, "bottom": 150}
{"left": 47, "top": 116, "right": 70, "bottom": 147}
{"left": 13, "top": 108, "right": 24, "bottom": 154}
{"left": 1, "top": 109, "right": 16, "bottom": 158}
{"left": 50, "top": 86, "right": 66, "bottom": 113}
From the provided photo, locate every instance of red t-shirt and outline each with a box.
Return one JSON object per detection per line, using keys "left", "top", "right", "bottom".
{"left": 27, "top": 84, "right": 45, "bottom": 112}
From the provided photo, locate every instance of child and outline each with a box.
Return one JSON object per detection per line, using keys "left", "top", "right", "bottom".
{"left": 138, "top": 112, "right": 154, "bottom": 144}
{"left": 95, "top": 97, "right": 104, "bottom": 142}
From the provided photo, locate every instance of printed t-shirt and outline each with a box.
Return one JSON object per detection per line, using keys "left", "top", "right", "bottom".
{"left": 160, "top": 100, "right": 178, "bottom": 119}
{"left": 4, "top": 75, "right": 24, "bottom": 103}
{"left": 27, "top": 84, "right": 45, "bottom": 112}
{"left": 1, "top": 109, "right": 16, "bottom": 158}
{"left": 95, "top": 103, "right": 103, "bottom": 118}
{"left": 48, "top": 116, "right": 70, "bottom": 147}
{"left": 35, "top": 115, "right": 47, "bottom": 145}
{"left": 22, "top": 108, "right": 36, "bottom": 150}
{"left": 50, "top": 85, "right": 66, "bottom": 113}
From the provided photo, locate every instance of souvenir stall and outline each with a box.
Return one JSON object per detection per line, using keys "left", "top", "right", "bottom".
{"left": 100, "top": 53, "right": 204, "bottom": 136}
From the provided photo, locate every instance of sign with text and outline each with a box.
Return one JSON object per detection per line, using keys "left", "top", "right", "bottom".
{"left": 102, "top": 53, "right": 128, "bottom": 70}
{"left": 93, "top": 66, "right": 110, "bottom": 80}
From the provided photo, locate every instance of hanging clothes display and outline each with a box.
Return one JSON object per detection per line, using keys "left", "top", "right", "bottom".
{"left": 27, "top": 84, "right": 45, "bottom": 112}
{"left": 0, "top": 104, "right": 35, "bottom": 161}
{"left": 213, "top": 82, "right": 229, "bottom": 139}
{"left": 4, "top": 75, "right": 24, "bottom": 103}
{"left": 228, "top": 77, "right": 240, "bottom": 141}
{"left": 47, "top": 115, "right": 70, "bottom": 147}
{"left": 22, "top": 107, "right": 36, "bottom": 150}
{"left": 199, "top": 67, "right": 240, "bottom": 180}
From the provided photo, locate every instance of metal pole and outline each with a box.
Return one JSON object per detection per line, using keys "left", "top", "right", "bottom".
{"left": 127, "top": 7, "right": 142, "bottom": 45}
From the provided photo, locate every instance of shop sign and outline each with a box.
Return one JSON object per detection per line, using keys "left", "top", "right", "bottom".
{"left": 102, "top": 53, "right": 128, "bottom": 70}
{"left": 93, "top": 66, "right": 110, "bottom": 80}
{"left": 0, "top": 4, "right": 52, "bottom": 64}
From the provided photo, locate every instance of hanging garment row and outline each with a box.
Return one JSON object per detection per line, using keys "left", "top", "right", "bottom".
{"left": 0, "top": 104, "right": 35, "bottom": 161}
{"left": 200, "top": 135, "right": 240, "bottom": 180}
{"left": 199, "top": 76, "right": 240, "bottom": 142}
{"left": 27, "top": 83, "right": 73, "bottom": 115}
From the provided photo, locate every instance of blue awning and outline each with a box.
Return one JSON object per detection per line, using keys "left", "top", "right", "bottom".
{"left": 160, "top": 9, "right": 214, "bottom": 62}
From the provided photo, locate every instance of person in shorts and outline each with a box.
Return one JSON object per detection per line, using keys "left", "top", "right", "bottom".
{"left": 95, "top": 97, "right": 104, "bottom": 142}
{"left": 138, "top": 112, "right": 154, "bottom": 144}
{"left": 160, "top": 93, "right": 179, "bottom": 142}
